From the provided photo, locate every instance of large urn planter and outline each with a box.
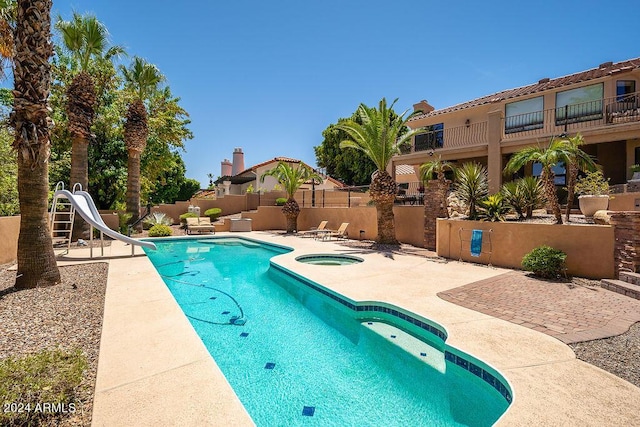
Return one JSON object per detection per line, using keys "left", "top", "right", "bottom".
{"left": 578, "top": 195, "right": 609, "bottom": 217}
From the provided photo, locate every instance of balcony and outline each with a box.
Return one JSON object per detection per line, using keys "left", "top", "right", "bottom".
{"left": 503, "top": 91, "right": 640, "bottom": 140}
{"left": 410, "top": 121, "right": 488, "bottom": 153}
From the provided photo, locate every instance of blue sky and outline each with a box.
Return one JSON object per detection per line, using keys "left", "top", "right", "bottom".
{"left": 47, "top": 0, "right": 640, "bottom": 186}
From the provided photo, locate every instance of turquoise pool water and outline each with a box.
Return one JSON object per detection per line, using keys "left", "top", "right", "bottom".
{"left": 144, "top": 237, "right": 509, "bottom": 426}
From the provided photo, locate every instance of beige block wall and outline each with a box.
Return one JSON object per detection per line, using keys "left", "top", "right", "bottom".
{"left": 0, "top": 216, "right": 20, "bottom": 264}
{"left": 241, "top": 205, "right": 425, "bottom": 246}
{"left": 436, "top": 219, "right": 614, "bottom": 279}
{"left": 153, "top": 195, "right": 250, "bottom": 224}
{"left": 608, "top": 192, "right": 640, "bottom": 211}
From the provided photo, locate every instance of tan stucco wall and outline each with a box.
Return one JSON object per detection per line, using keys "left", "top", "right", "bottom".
{"left": 241, "top": 205, "right": 425, "bottom": 247}
{"left": 0, "top": 216, "right": 20, "bottom": 264}
{"left": 609, "top": 192, "right": 640, "bottom": 211}
{"left": 436, "top": 219, "right": 614, "bottom": 279}
{"left": 153, "top": 195, "right": 250, "bottom": 224}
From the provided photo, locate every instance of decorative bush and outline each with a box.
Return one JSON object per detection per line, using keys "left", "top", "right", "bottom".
{"left": 522, "top": 245, "right": 567, "bottom": 279}
{"left": 143, "top": 212, "right": 173, "bottom": 230}
{"left": 275, "top": 197, "right": 287, "bottom": 206}
{"left": 179, "top": 212, "right": 198, "bottom": 223}
{"left": 148, "top": 224, "right": 173, "bottom": 237}
{"left": 204, "top": 207, "right": 222, "bottom": 220}
{"left": 477, "top": 194, "right": 509, "bottom": 222}
{"left": 574, "top": 170, "right": 610, "bottom": 196}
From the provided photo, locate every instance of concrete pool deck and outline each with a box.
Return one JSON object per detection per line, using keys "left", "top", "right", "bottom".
{"left": 76, "top": 232, "right": 640, "bottom": 426}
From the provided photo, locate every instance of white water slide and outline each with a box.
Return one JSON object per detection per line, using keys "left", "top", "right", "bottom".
{"left": 53, "top": 188, "right": 156, "bottom": 256}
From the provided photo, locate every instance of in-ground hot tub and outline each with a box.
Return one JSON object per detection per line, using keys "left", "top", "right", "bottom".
{"left": 295, "top": 254, "right": 363, "bottom": 266}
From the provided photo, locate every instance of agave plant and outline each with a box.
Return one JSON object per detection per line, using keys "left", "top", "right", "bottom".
{"left": 454, "top": 162, "right": 489, "bottom": 220}
{"left": 477, "top": 194, "right": 510, "bottom": 222}
{"left": 143, "top": 212, "right": 173, "bottom": 229}
{"left": 500, "top": 181, "right": 526, "bottom": 220}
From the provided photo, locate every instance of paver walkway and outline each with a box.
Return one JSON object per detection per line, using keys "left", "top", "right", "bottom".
{"left": 438, "top": 271, "right": 640, "bottom": 344}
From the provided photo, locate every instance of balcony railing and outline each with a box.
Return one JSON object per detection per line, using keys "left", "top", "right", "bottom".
{"left": 503, "top": 91, "right": 640, "bottom": 139}
{"left": 411, "top": 121, "right": 488, "bottom": 153}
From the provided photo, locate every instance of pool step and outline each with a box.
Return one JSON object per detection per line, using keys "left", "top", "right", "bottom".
{"left": 361, "top": 321, "right": 445, "bottom": 373}
{"left": 600, "top": 279, "right": 640, "bottom": 300}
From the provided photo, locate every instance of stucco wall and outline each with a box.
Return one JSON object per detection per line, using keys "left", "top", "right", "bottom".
{"left": 608, "top": 192, "right": 640, "bottom": 211}
{"left": 436, "top": 219, "right": 614, "bottom": 279}
{"left": 153, "top": 195, "right": 250, "bottom": 224}
{"left": 241, "top": 205, "right": 425, "bottom": 247}
{"left": 0, "top": 216, "right": 20, "bottom": 264}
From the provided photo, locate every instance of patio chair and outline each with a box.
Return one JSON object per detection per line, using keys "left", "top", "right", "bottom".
{"left": 325, "top": 222, "right": 349, "bottom": 241}
{"left": 299, "top": 220, "right": 328, "bottom": 238}
{"left": 186, "top": 217, "right": 216, "bottom": 235}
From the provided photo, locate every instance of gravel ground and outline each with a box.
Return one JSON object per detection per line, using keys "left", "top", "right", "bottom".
{"left": 0, "top": 262, "right": 108, "bottom": 426}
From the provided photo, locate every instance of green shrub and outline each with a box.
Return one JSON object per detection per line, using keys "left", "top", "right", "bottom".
{"left": 0, "top": 348, "right": 86, "bottom": 426}
{"left": 179, "top": 212, "right": 198, "bottom": 223}
{"left": 477, "top": 194, "right": 510, "bottom": 222}
{"left": 522, "top": 245, "right": 567, "bottom": 279}
{"left": 143, "top": 212, "right": 173, "bottom": 230}
{"left": 204, "top": 207, "right": 222, "bottom": 220}
{"left": 574, "top": 170, "right": 610, "bottom": 196}
{"left": 148, "top": 224, "right": 173, "bottom": 237}
{"left": 275, "top": 197, "right": 287, "bottom": 206}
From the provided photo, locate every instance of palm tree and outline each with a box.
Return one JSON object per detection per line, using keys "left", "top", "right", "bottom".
{"left": 11, "top": 0, "right": 60, "bottom": 288}
{"left": 56, "top": 12, "right": 124, "bottom": 238}
{"left": 419, "top": 155, "right": 456, "bottom": 218}
{"left": 121, "top": 56, "right": 165, "bottom": 231}
{"left": 559, "top": 133, "right": 597, "bottom": 222}
{"left": 336, "top": 98, "right": 421, "bottom": 245}
{"left": 504, "top": 137, "right": 573, "bottom": 224}
{"left": 261, "top": 161, "right": 320, "bottom": 233}
{"left": 454, "top": 162, "right": 489, "bottom": 220}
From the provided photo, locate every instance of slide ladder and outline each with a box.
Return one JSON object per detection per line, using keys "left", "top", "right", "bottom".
{"left": 49, "top": 182, "right": 77, "bottom": 254}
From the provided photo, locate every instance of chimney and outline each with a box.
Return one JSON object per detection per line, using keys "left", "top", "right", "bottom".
{"left": 221, "top": 158, "right": 232, "bottom": 177}
{"left": 231, "top": 147, "right": 245, "bottom": 176}
{"left": 413, "top": 100, "right": 434, "bottom": 114}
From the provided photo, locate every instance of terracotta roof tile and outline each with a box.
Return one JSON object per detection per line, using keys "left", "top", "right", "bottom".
{"left": 409, "top": 58, "right": 640, "bottom": 121}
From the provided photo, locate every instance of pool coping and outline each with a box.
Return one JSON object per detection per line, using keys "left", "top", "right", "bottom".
{"left": 87, "top": 232, "right": 640, "bottom": 426}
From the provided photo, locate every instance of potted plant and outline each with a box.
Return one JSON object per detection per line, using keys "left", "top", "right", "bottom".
{"left": 574, "top": 170, "right": 610, "bottom": 217}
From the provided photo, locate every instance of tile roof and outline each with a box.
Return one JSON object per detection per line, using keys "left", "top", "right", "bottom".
{"left": 409, "top": 57, "right": 640, "bottom": 121}
{"left": 235, "top": 156, "right": 346, "bottom": 188}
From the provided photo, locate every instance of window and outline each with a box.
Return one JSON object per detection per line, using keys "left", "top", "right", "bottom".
{"left": 505, "top": 96, "right": 544, "bottom": 134}
{"left": 532, "top": 162, "right": 566, "bottom": 185}
{"left": 555, "top": 83, "right": 603, "bottom": 125}
{"left": 414, "top": 123, "right": 444, "bottom": 151}
{"left": 617, "top": 80, "right": 636, "bottom": 102}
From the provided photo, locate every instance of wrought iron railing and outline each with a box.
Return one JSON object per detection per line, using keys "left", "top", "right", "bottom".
{"left": 503, "top": 91, "right": 640, "bottom": 139}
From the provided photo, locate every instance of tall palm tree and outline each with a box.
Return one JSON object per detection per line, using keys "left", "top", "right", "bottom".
{"left": 336, "top": 98, "right": 421, "bottom": 245}
{"left": 504, "top": 137, "right": 573, "bottom": 224}
{"left": 121, "top": 56, "right": 164, "bottom": 231}
{"left": 261, "top": 161, "right": 320, "bottom": 233}
{"left": 56, "top": 12, "right": 123, "bottom": 238}
{"left": 559, "top": 133, "right": 597, "bottom": 222}
{"left": 419, "top": 155, "right": 456, "bottom": 218}
{"left": 11, "top": 0, "right": 60, "bottom": 288}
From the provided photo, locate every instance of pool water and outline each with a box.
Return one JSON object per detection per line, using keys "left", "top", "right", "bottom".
{"left": 144, "top": 238, "right": 509, "bottom": 426}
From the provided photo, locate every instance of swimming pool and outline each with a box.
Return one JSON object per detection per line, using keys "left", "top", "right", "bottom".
{"left": 144, "top": 237, "right": 510, "bottom": 426}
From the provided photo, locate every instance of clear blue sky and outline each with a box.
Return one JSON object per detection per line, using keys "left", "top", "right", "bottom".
{"left": 48, "top": 0, "right": 640, "bottom": 186}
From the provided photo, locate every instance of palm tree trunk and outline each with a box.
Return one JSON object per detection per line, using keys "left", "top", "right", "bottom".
{"left": 282, "top": 199, "right": 300, "bottom": 233}
{"left": 127, "top": 150, "right": 141, "bottom": 232}
{"left": 70, "top": 136, "right": 90, "bottom": 239}
{"left": 542, "top": 167, "right": 563, "bottom": 224}
{"left": 376, "top": 200, "right": 398, "bottom": 245}
{"left": 565, "top": 163, "right": 578, "bottom": 222}
{"left": 12, "top": 0, "right": 60, "bottom": 289}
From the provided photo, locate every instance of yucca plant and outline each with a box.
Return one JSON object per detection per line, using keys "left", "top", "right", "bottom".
{"left": 500, "top": 181, "right": 526, "bottom": 219}
{"left": 261, "top": 162, "right": 321, "bottom": 233}
{"left": 143, "top": 212, "right": 172, "bottom": 229}
{"left": 336, "top": 98, "right": 422, "bottom": 244}
{"left": 454, "top": 162, "right": 489, "bottom": 220}
{"left": 477, "top": 194, "right": 510, "bottom": 222}
{"left": 519, "top": 176, "right": 546, "bottom": 219}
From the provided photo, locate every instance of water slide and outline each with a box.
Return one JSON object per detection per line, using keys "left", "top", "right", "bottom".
{"left": 54, "top": 189, "right": 157, "bottom": 252}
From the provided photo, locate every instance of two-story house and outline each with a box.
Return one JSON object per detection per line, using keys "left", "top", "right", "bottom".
{"left": 392, "top": 58, "right": 640, "bottom": 194}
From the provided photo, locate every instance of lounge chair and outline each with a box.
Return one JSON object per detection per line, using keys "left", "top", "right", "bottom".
{"left": 299, "top": 220, "right": 328, "bottom": 238}
{"left": 186, "top": 217, "right": 216, "bottom": 235}
{"left": 325, "top": 222, "right": 349, "bottom": 241}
